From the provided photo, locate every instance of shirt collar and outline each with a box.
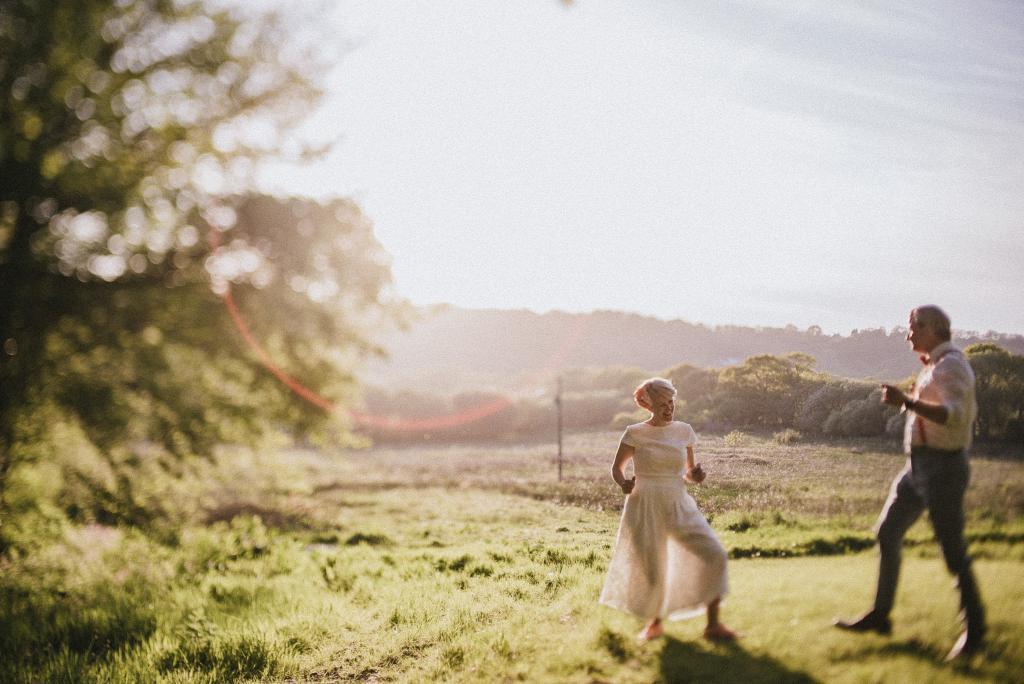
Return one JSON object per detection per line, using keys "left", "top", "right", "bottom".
{"left": 924, "top": 341, "right": 955, "bottom": 365}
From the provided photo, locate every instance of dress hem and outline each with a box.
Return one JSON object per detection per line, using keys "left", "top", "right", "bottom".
{"left": 598, "top": 591, "right": 727, "bottom": 622}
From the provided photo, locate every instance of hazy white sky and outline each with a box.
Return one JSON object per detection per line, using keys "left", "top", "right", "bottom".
{"left": 258, "top": 0, "right": 1024, "bottom": 335}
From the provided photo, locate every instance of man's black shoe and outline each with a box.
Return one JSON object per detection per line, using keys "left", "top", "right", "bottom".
{"left": 833, "top": 611, "right": 892, "bottom": 635}
{"left": 945, "top": 628, "right": 985, "bottom": 662}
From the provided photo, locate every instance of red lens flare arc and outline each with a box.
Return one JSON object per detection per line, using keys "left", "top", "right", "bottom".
{"left": 353, "top": 397, "right": 513, "bottom": 431}
{"left": 221, "top": 290, "right": 337, "bottom": 413}
{"left": 208, "top": 228, "right": 518, "bottom": 432}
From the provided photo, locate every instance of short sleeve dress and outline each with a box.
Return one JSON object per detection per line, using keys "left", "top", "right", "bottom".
{"left": 599, "top": 421, "right": 729, "bottom": 621}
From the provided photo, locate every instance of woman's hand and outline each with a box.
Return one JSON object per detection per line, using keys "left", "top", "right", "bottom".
{"left": 685, "top": 464, "right": 706, "bottom": 484}
{"left": 611, "top": 442, "right": 636, "bottom": 496}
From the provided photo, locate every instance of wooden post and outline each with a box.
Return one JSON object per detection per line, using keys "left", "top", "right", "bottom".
{"left": 556, "top": 375, "right": 563, "bottom": 482}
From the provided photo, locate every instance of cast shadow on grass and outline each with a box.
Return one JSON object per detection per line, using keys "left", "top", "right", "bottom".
{"left": 829, "top": 637, "right": 937, "bottom": 663}
{"left": 659, "top": 637, "right": 818, "bottom": 684}
{"left": 830, "top": 626, "right": 1021, "bottom": 681}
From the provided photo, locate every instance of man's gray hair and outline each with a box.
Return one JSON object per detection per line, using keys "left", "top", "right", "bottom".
{"left": 912, "top": 305, "right": 952, "bottom": 341}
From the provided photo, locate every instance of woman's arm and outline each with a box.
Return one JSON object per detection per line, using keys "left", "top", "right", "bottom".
{"left": 684, "top": 446, "right": 706, "bottom": 484}
{"left": 611, "top": 441, "right": 636, "bottom": 494}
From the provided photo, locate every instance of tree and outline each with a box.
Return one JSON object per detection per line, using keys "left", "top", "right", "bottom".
{"left": 0, "top": 2, "right": 396, "bottom": 537}
{"left": 965, "top": 343, "right": 1024, "bottom": 442}
{"left": 713, "top": 353, "right": 818, "bottom": 428}
{"left": 663, "top": 362, "right": 718, "bottom": 419}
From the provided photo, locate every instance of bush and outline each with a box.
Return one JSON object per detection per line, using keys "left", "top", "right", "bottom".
{"left": 610, "top": 409, "right": 649, "bottom": 430}
{"left": 798, "top": 382, "right": 896, "bottom": 437}
{"left": 773, "top": 429, "right": 802, "bottom": 445}
{"left": 885, "top": 412, "right": 905, "bottom": 437}
{"left": 796, "top": 380, "right": 874, "bottom": 434}
{"left": 724, "top": 430, "right": 753, "bottom": 447}
{"left": 823, "top": 390, "right": 891, "bottom": 437}
{"left": 562, "top": 391, "right": 628, "bottom": 429}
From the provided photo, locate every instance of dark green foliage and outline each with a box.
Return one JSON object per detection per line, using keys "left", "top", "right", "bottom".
{"left": 967, "top": 343, "right": 1024, "bottom": 442}
{"left": 664, "top": 362, "right": 719, "bottom": 418}
{"left": 1, "top": 1, "right": 399, "bottom": 550}
{"left": 361, "top": 346, "right": 1024, "bottom": 447}
{"left": 0, "top": 583, "right": 159, "bottom": 661}
{"left": 730, "top": 535, "right": 876, "bottom": 559}
{"left": 795, "top": 381, "right": 897, "bottom": 437}
{"left": 0, "top": 553, "right": 162, "bottom": 677}
{"left": 822, "top": 390, "right": 891, "bottom": 437}
{"left": 713, "top": 353, "right": 818, "bottom": 429}
{"left": 1, "top": 192, "right": 396, "bottom": 549}
{"left": 796, "top": 380, "right": 877, "bottom": 433}
{"left": 2, "top": 0, "right": 324, "bottom": 448}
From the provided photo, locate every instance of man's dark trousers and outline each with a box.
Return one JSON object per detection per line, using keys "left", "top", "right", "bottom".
{"left": 872, "top": 446, "right": 985, "bottom": 631}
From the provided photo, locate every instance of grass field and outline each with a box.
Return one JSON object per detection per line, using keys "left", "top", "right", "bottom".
{"left": 2, "top": 432, "right": 1023, "bottom": 682}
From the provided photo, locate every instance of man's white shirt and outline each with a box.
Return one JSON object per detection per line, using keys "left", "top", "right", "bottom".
{"left": 904, "top": 341, "right": 978, "bottom": 452}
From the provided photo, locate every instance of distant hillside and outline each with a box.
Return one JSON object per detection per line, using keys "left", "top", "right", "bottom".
{"left": 362, "top": 306, "right": 1024, "bottom": 393}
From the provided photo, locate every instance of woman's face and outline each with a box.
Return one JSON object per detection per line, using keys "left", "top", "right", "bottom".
{"left": 648, "top": 391, "right": 675, "bottom": 423}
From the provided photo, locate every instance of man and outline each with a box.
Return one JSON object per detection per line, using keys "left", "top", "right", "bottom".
{"left": 834, "top": 305, "right": 985, "bottom": 662}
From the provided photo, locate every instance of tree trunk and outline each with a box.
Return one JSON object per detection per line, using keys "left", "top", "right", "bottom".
{"left": 0, "top": 210, "right": 52, "bottom": 516}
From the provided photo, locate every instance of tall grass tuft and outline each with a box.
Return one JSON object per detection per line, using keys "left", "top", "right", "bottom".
{"left": 157, "top": 630, "right": 283, "bottom": 681}
{"left": 773, "top": 428, "right": 802, "bottom": 445}
{"left": 723, "top": 430, "right": 754, "bottom": 447}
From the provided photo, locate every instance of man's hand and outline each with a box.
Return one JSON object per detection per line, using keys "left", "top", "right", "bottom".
{"left": 685, "top": 464, "right": 706, "bottom": 484}
{"left": 620, "top": 476, "right": 636, "bottom": 495}
{"left": 880, "top": 384, "right": 908, "bottom": 408}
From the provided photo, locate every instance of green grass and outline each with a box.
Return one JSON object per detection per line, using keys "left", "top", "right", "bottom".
{"left": 2, "top": 433, "right": 1023, "bottom": 682}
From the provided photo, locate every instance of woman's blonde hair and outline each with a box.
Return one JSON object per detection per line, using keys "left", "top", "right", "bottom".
{"left": 633, "top": 377, "right": 676, "bottom": 410}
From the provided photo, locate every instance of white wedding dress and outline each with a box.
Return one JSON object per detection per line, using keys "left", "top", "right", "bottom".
{"left": 599, "top": 421, "right": 728, "bottom": 620}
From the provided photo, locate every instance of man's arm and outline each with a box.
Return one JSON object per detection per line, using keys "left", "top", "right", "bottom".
{"left": 881, "top": 383, "right": 950, "bottom": 425}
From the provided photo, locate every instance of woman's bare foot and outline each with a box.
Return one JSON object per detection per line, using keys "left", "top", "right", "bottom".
{"left": 703, "top": 623, "right": 739, "bottom": 642}
{"left": 637, "top": 620, "right": 664, "bottom": 642}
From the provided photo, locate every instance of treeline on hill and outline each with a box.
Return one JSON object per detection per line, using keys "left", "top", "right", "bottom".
{"left": 360, "top": 344, "right": 1024, "bottom": 445}
{"left": 365, "top": 307, "right": 1024, "bottom": 390}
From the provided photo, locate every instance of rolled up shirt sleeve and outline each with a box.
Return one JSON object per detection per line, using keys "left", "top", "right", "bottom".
{"left": 930, "top": 359, "right": 973, "bottom": 431}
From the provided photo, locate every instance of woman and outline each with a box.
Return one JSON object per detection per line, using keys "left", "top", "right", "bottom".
{"left": 599, "top": 377, "right": 736, "bottom": 642}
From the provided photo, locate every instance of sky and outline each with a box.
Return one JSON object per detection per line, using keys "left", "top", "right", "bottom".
{"left": 258, "top": 0, "right": 1024, "bottom": 335}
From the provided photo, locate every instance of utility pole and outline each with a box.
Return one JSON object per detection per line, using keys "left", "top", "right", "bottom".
{"left": 555, "top": 375, "right": 563, "bottom": 482}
